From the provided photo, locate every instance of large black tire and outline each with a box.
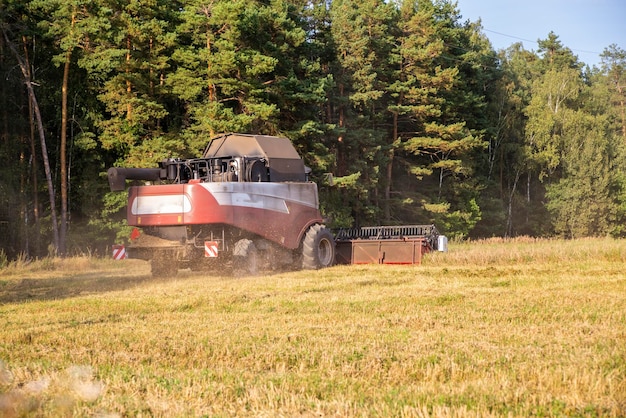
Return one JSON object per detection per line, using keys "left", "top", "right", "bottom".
{"left": 302, "top": 224, "right": 335, "bottom": 270}
{"left": 232, "top": 239, "right": 258, "bottom": 277}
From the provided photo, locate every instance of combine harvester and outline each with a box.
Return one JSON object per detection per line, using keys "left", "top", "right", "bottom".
{"left": 108, "top": 133, "right": 445, "bottom": 277}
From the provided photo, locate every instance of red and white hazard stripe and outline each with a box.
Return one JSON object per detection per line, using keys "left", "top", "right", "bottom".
{"left": 204, "top": 241, "right": 219, "bottom": 257}
{"left": 112, "top": 244, "right": 127, "bottom": 260}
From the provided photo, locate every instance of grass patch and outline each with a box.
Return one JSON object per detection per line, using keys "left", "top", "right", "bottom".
{"left": 1, "top": 238, "right": 625, "bottom": 416}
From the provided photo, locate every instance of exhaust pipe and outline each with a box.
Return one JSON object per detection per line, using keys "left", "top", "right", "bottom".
{"left": 107, "top": 167, "right": 162, "bottom": 191}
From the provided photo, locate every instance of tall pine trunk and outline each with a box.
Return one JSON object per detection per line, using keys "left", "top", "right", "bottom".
{"left": 58, "top": 10, "right": 78, "bottom": 256}
{"left": 59, "top": 49, "right": 71, "bottom": 256}
{"left": 28, "top": 86, "right": 41, "bottom": 255}
{"left": 3, "top": 30, "right": 60, "bottom": 253}
{"left": 384, "top": 110, "right": 398, "bottom": 222}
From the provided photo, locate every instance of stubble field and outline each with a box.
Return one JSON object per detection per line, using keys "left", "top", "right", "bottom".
{"left": 1, "top": 238, "right": 625, "bottom": 417}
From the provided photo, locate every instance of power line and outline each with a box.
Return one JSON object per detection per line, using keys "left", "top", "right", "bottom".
{"left": 482, "top": 29, "right": 537, "bottom": 45}
{"left": 482, "top": 28, "right": 602, "bottom": 56}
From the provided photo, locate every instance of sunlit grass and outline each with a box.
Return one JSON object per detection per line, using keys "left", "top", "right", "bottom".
{"left": 1, "top": 238, "right": 625, "bottom": 416}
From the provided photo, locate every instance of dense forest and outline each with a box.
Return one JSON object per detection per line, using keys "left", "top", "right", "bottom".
{"left": 0, "top": 0, "right": 625, "bottom": 258}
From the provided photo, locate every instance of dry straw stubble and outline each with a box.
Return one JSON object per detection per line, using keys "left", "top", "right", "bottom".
{"left": 0, "top": 238, "right": 625, "bottom": 416}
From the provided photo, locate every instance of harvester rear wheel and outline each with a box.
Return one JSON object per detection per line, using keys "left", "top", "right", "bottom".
{"left": 302, "top": 224, "right": 335, "bottom": 269}
{"left": 233, "top": 239, "right": 258, "bottom": 277}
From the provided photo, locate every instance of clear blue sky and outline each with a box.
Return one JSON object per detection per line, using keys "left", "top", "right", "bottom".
{"left": 456, "top": 0, "right": 626, "bottom": 68}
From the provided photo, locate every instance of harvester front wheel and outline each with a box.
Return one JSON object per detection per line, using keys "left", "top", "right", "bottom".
{"left": 302, "top": 224, "right": 335, "bottom": 269}
{"left": 233, "top": 239, "right": 258, "bottom": 277}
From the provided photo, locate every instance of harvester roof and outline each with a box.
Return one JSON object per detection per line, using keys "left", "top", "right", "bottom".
{"left": 203, "top": 133, "right": 301, "bottom": 160}
{"left": 203, "top": 133, "right": 307, "bottom": 182}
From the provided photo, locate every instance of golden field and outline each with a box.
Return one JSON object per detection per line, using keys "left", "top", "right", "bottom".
{"left": 0, "top": 238, "right": 625, "bottom": 417}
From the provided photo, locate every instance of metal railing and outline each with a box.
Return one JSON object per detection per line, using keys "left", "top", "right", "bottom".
{"left": 334, "top": 224, "right": 438, "bottom": 244}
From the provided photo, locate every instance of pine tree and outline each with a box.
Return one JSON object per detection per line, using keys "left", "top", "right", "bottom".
{"left": 601, "top": 44, "right": 626, "bottom": 139}
{"left": 32, "top": 0, "right": 102, "bottom": 254}
{"left": 326, "top": 0, "right": 396, "bottom": 226}
{"left": 81, "top": 0, "right": 179, "bottom": 166}
{"left": 390, "top": 0, "right": 484, "bottom": 237}
{"left": 170, "top": 0, "right": 290, "bottom": 152}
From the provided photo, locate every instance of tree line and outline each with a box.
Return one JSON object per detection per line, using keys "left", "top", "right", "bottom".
{"left": 0, "top": 0, "right": 625, "bottom": 258}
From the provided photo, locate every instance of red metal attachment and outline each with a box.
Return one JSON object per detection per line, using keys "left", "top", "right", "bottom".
{"left": 333, "top": 225, "right": 439, "bottom": 265}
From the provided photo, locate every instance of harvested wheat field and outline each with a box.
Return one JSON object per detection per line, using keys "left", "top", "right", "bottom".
{"left": 1, "top": 238, "right": 625, "bottom": 417}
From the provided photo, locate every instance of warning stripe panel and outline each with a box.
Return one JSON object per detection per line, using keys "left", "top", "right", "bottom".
{"left": 112, "top": 244, "right": 127, "bottom": 260}
{"left": 204, "top": 241, "right": 219, "bottom": 257}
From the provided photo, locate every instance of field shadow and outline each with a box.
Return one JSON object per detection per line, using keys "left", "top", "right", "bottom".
{"left": 0, "top": 271, "right": 171, "bottom": 304}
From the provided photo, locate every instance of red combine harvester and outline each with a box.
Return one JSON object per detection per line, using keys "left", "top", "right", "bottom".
{"left": 108, "top": 133, "right": 442, "bottom": 277}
